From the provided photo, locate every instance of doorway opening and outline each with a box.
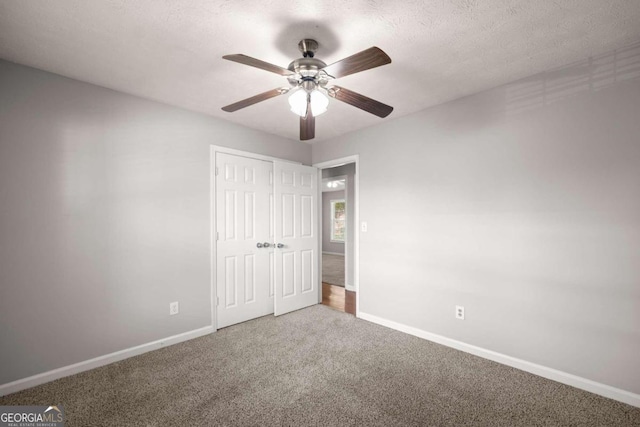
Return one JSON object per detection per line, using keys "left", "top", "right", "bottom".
{"left": 316, "top": 160, "right": 358, "bottom": 315}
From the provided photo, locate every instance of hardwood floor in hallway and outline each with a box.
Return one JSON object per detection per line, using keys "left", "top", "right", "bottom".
{"left": 321, "top": 282, "right": 356, "bottom": 315}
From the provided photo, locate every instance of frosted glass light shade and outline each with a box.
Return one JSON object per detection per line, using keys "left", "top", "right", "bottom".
{"left": 288, "top": 89, "right": 329, "bottom": 117}
{"left": 288, "top": 90, "right": 308, "bottom": 117}
{"left": 310, "top": 90, "right": 329, "bottom": 116}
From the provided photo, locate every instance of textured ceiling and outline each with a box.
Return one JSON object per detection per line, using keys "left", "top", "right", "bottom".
{"left": 1, "top": 1, "right": 640, "bottom": 142}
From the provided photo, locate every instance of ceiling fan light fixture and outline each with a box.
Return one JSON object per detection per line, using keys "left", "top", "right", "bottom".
{"left": 288, "top": 89, "right": 308, "bottom": 117}
{"left": 288, "top": 89, "right": 328, "bottom": 117}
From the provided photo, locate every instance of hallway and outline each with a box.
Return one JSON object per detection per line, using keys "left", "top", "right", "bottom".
{"left": 321, "top": 282, "right": 355, "bottom": 315}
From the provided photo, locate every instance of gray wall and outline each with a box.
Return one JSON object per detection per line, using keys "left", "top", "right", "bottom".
{"left": 322, "top": 164, "right": 356, "bottom": 288}
{"left": 322, "top": 190, "right": 345, "bottom": 255}
{"left": 0, "top": 60, "right": 311, "bottom": 385}
{"left": 312, "top": 47, "right": 640, "bottom": 394}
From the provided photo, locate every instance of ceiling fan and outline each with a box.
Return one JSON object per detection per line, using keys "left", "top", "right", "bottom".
{"left": 221, "top": 39, "right": 393, "bottom": 141}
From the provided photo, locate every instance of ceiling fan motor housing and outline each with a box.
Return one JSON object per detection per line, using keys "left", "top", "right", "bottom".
{"left": 288, "top": 58, "right": 327, "bottom": 76}
{"left": 286, "top": 39, "right": 328, "bottom": 91}
{"left": 288, "top": 56, "right": 328, "bottom": 91}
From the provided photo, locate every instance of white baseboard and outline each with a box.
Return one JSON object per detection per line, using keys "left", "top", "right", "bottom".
{"left": 0, "top": 325, "right": 214, "bottom": 397}
{"left": 358, "top": 312, "right": 640, "bottom": 408}
{"left": 322, "top": 251, "right": 345, "bottom": 256}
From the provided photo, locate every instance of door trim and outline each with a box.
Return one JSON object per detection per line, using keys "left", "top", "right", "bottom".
{"left": 210, "top": 145, "right": 302, "bottom": 331}
{"left": 313, "top": 155, "right": 360, "bottom": 317}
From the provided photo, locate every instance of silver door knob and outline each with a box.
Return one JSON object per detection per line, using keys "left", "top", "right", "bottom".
{"left": 262, "top": 242, "right": 271, "bottom": 248}
{"left": 276, "top": 243, "right": 284, "bottom": 249}
{"left": 256, "top": 242, "right": 263, "bottom": 248}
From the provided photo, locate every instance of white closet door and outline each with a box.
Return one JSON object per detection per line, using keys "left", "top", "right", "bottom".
{"left": 216, "top": 153, "right": 274, "bottom": 328}
{"left": 273, "top": 161, "right": 319, "bottom": 316}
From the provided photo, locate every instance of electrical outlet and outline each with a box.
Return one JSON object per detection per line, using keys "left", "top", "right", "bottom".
{"left": 169, "top": 301, "right": 179, "bottom": 315}
{"left": 361, "top": 221, "right": 368, "bottom": 232}
{"left": 455, "top": 305, "right": 464, "bottom": 320}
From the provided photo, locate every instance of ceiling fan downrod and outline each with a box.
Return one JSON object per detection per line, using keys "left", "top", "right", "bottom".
{"left": 298, "top": 39, "right": 318, "bottom": 58}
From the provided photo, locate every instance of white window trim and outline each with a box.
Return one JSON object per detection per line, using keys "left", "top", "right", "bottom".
{"left": 330, "top": 199, "right": 346, "bottom": 243}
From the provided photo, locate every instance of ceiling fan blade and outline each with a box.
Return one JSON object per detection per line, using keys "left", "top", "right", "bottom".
{"left": 300, "top": 115, "right": 315, "bottom": 141}
{"left": 222, "top": 88, "right": 288, "bottom": 112}
{"left": 223, "top": 54, "right": 294, "bottom": 76}
{"left": 320, "top": 47, "right": 391, "bottom": 79}
{"left": 328, "top": 86, "right": 393, "bottom": 118}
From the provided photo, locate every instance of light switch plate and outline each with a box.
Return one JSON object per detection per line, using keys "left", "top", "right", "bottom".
{"left": 170, "top": 301, "right": 179, "bottom": 315}
{"left": 361, "top": 221, "right": 368, "bottom": 232}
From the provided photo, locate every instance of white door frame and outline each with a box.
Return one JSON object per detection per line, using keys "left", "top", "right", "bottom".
{"left": 210, "top": 145, "right": 301, "bottom": 330}
{"left": 313, "top": 155, "right": 360, "bottom": 317}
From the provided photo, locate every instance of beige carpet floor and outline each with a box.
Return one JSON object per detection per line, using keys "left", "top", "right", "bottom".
{"left": 1, "top": 305, "right": 639, "bottom": 426}
{"left": 322, "top": 253, "right": 345, "bottom": 287}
